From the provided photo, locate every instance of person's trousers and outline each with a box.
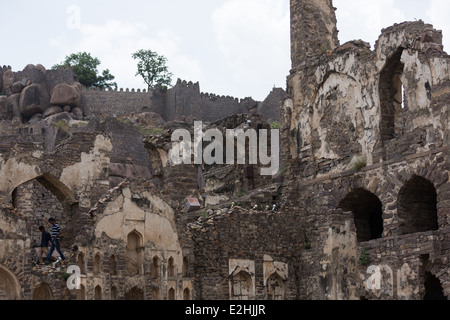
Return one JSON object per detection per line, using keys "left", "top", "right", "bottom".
{"left": 46, "top": 240, "right": 66, "bottom": 261}
{"left": 38, "top": 246, "right": 48, "bottom": 264}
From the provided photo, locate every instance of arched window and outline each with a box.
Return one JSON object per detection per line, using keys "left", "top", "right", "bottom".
{"left": 338, "top": 188, "right": 384, "bottom": 242}
{"left": 379, "top": 47, "right": 405, "bottom": 141}
{"left": 398, "top": 176, "right": 438, "bottom": 235}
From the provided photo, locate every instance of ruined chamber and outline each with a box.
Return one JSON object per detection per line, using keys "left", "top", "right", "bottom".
{"left": 282, "top": 0, "right": 450, "bottom": 300}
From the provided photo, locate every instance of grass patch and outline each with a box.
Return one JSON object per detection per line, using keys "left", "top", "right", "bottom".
{"left": 349, "top": 155, "right": 367, "bottom": 171}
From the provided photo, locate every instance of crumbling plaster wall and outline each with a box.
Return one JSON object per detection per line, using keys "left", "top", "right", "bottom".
{"left": 285, "top": 22, "right": 449, "bottom": 177}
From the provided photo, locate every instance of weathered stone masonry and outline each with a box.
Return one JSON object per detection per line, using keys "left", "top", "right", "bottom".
{"left": 281, "top": 0, "right": 449, "bottom": 300}
{"left": 0, "top": 0, "right": 449, "bottom": 301}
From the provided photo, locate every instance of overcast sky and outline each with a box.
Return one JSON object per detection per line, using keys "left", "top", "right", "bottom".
{"left": 1, "top": 1, "right": 449, "bottom": 101}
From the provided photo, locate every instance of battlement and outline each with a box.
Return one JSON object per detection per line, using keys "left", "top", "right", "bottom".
{"left": 1, "top": 62, "right": 282, "bottom": 127}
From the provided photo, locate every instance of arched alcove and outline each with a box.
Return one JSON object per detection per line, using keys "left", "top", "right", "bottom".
{"left": 111, "top": 286, "right": 118, "bottom": 300}
{"left": 110, "top": 255, "right": 118, "bottom": 275}
{"left": 183, "top": 287, "right": 191, "bottom": 300}
{"left": 32, "top": 283, "right": 53, "bottom": 300}
{"left": 126, "top": 230, "right": 143, "bottom": 276}
{"left": 77, "top": 252, "right": 86, "bottom": 274}
{"left": 230, "top": 271, "right": 253, "bottom": 300}
{"left": 168, "top": 287, "right": 176, "bottom": 300}
{"left": 167, "top": 257, "right": 175, "bottom": 278}
{"left": 94, "top": 285, "right": 102, "bottom": 300}
{"left": 398, "top": 176, "right": 438, "bottom": 235}
{"left": 151, "top": 256, "right": 160, "bottom": 279}
{"left": 338, "top": 188, "right": 384, "bottom": 242}
{"left": 182, "top": 256, "right": 189, "bottom": 277}
{"left": 93, "top": 253, "right": 102, "bottom": 274}
{"left": 265, "top": 272, "right": 286, "bottom": 300}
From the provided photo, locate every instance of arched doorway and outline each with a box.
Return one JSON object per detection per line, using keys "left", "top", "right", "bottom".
{"left": 338, "top": 188, "right": 384, "bottom": 242}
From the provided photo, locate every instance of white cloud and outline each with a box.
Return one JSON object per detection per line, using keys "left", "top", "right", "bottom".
{"left": 50, "top": 20, "right": 203, "bottom": 90}
{"left": 427, "top": 0, "right": 450, "bottom": 52}
{"left": 335, "top": 0, "right": 406, "bottom": 47}
{"left": 212, "top": 0, "right": 290, "bottom": 99}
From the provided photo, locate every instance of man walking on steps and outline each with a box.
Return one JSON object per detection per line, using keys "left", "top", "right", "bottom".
{"left": 45, "top": 218, "right": 66, "bottom": 264}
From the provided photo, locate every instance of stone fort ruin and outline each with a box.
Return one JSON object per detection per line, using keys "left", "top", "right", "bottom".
{"left": 0, "top": 0, "right": 448, "bottom": 300}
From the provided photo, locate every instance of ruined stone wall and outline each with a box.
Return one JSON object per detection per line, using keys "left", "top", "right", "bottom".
{"left": 163, "top": 79, "right": 257, "bottom": 123}
{"left": 187, "top": 206, "right": 304, "bottom": 300}
{"left": 81, "top": 87, "right": 165, "bottom": 120}
{"left": 284, "top": 0, "right": 450, "bottom": 300}
{"left": 80, "top": 78, "right": 263, "bottom": 124}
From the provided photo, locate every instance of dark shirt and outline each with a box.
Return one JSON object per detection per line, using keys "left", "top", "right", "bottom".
{"left": 40, "top": 231, "right": 52, "bottom": 247}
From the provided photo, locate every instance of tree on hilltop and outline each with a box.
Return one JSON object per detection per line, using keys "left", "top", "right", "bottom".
{"left": 52, "top": 52, "right": 117, "bottom": 90}
{"left": 132, "top": 49, "right": 173, "bottom": 89}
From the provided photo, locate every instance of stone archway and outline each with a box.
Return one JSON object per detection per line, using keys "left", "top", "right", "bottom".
{"left": 11, "top": 173, "right": 78, "bottom": 247}
{"left": 338, "top": 188, "right": 384, "bottom": 242}
{"left": 0, "top": 266, "right": 20, "bottom": 300}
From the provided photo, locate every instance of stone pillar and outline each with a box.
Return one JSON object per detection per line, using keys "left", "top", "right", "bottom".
{"left": 290, "top": 0, "right": 340, "bottom": 68}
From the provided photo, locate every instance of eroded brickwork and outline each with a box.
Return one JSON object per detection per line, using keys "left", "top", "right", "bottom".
{"left": 0, "top": 0, "right": 448, "bottom": 301}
